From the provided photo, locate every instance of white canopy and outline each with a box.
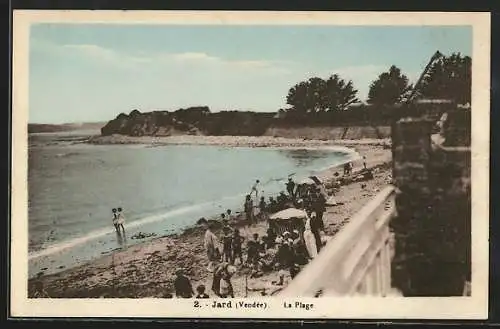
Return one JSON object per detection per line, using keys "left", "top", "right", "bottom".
{"left": 299, "top": 176, "right": 323, "bottom": 185}
{"left": 299, "top": 177, "right": 316, "bottom": 185}
{"left": 269, "top": 208, "right": 308, "bottom": 220}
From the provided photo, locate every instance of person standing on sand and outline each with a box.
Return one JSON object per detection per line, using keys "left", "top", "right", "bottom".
{"left": 246, "top": 233, "right": 261, "bottom": 266}
{"left": 304, "top": 213, "right": 318, "bottom": 259}
{"left": 111, "top": 208, "right": 119, "bottom": 232}
{"left": 231, "top": 229, "right": 244, "bottom": 265}
{"left": 311, "top": 187, "right": 326, "bottom": 223}
{"left": 217, "top": 264, "right": 236, "bottom": 298}
{"left": 244, "top": 194, "right": 254, "bottom": 224}
{"left": 286, "top": 177, "right": 296, "bottom": 199}
{"left": 222, "top": 226, "right": 233, "bottom": 263}
{"left": 174, "top": 269, "right": 194, "bottom": 298}
{"left": 116, "top": 207, "right": 126, "bottom": 234}
{"left": 226, "top": 209, "right": 233, "bottom": 222}
{"left": 258, "top": 196, "right": 267, "bottom": 221}
{"left": 363, "top": 155, "right": 367, "bottom": 170}
{"left": 203, "top": 221, "right": 219, "bottom": 272}
{"left": 250, "top": 179, "right": 260, "bottom": 199}
{"left": 310, "top": 212, "right": 325, "bottom": 252}
{"left": 212, "top": 262, "right": 234, "bottom": 297}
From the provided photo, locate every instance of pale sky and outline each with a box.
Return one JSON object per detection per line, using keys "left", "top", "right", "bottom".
{"left": 28, "top": 24, "right": 472, "bottom": 124}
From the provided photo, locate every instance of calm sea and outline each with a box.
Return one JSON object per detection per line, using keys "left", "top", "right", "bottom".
{"left": 27, "top": 132, "right": 357, "bottom": 277}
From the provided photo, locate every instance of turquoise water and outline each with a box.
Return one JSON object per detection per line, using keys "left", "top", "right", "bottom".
{"left": 28, "top": 133, "right": 357, "bottom": 277}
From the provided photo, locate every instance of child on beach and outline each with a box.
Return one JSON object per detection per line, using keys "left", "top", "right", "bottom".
{"left": 250, "top": 179, "right": 260, "bottom": 199}
{"left": 226, "top": 209, "right": 233, "bottom": 222}
{"left": 246, "top": 233, "right": 262, "bottom": 265}
{"left": 116, "top": 207, "right": 126, "bottom": 234}
{"left": 258, "top": 196, "right": 267, "bottom": 221}
{"left": 286, "top": 177, "right": 296, "bottom": 199}
{"left": 195, "top": 285, "right": 210, "bottom": 299}
{"left": 231, "top": 229, "right": 244, "bottom": 265}
{"left": 112, "top": 208, "right": 119, "bottom": 232}
{"left": 244, "top": 194, "right": 255, "bottom": 224}
{"left": 222, "top": 226, "right": 233, "bottom": 263}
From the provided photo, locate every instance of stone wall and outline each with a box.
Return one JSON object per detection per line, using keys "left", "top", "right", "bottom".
{"left": 391, "top": 118, "right": 471, "bottom": 296}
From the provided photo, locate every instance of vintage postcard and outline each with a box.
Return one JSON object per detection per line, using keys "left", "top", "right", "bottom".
{"left": 11, "top": 11, "right": 490, "bottom": 319}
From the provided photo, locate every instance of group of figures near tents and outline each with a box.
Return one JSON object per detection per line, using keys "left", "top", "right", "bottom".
{"left": 184, "top": 166, "right": 365, "bottom": 298}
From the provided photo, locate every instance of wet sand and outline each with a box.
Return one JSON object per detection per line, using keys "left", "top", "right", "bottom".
{"left": 28, "top": 141, "right": 392, "bottom": 298}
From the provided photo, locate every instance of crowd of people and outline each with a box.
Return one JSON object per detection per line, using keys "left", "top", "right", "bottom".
{"left": 169, "top": 174, "right": 335, "bottom": 299}
{"left": 110, "top": 159, "right": 367, "bottom": 299}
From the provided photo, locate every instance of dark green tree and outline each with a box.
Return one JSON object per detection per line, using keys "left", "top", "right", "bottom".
{"left": 419, "top": 53, "right": 471, "bottom": 104}
{"left": 367, "top": 65, "right": 411, "bottom": 105}
{"left": 286, "top": 74, "right": 358, "bottom": 113}
{"left": 324, "top": 74, "right": 359, "bottom": 111}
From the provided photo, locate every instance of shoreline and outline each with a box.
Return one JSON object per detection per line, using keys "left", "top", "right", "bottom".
{"left": 87, "top": 134, "right": 391, "bottom": 149}
{"left": 28, "top": 138, "right": 392, "bottom": 298}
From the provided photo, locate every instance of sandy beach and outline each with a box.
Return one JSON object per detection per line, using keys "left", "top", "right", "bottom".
{"left": 29, "top": 137, "right": 392, "bottom": 298}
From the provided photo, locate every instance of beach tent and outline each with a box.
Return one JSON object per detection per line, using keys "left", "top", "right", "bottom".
{"left": 269, "top": 208, "right": 308, "bottom": 238}
{"left": 299, "top": 177, "right": 316, "bottom": 185}
{"left": 309, "top": 176, "right": 323, "bottom": 185}
{"left": 270, "top": 208, "right": 308, "bottom": 220}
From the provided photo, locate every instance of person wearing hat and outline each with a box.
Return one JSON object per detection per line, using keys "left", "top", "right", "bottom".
{"left": 174, "top": 269, "right": 194, "bottom": 298}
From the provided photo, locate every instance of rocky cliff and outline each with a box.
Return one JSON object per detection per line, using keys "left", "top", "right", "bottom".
{"left": 100, "top": 107, "right": 277, "bottom": 137}
{"left": 100, "top": 102, "right": 468, "bottom": 143}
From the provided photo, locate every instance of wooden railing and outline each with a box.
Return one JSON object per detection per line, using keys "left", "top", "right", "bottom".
{"left": 279, "top": 185, "right": 397, "bottom": 297}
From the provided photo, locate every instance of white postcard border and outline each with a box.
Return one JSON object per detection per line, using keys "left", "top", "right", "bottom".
{"left": 11, "top": 10, "right": 491, "bottom": 319}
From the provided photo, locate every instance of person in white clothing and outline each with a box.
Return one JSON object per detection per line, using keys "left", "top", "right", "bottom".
{"left": 116, "top": 207, "right": 126, "bottom": 234}
{"left": 250, "top": 180, "right": 260, "bottom": 200}
{"left": 303, "top": 213, "right": 318, "bottom": 259}
{"left": 203, "top": 221, "right": 220, "bottom": 272}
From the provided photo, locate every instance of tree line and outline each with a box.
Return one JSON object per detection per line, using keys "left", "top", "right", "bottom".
{"left": 284, "top": 53, "right": 471, "bottom": 117}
